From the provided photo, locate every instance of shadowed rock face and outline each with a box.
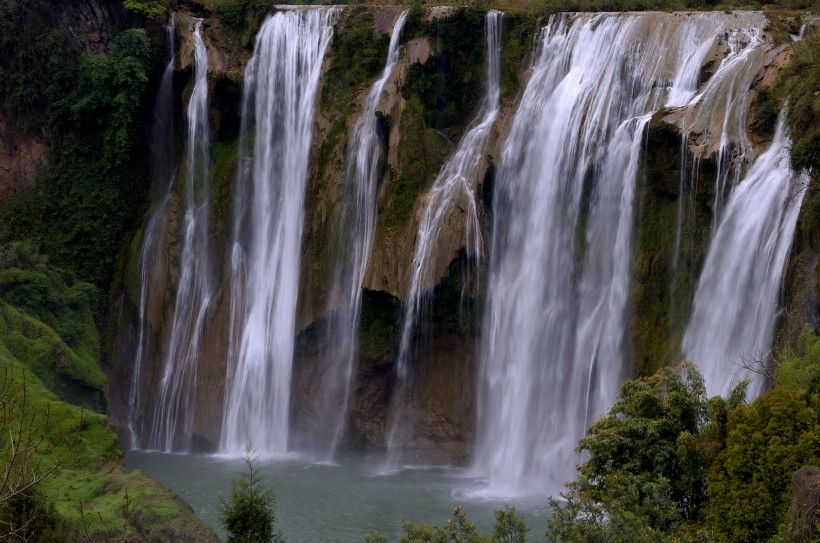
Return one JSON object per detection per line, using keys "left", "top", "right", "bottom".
{"left": 0, "top": 110, "right": 46, "bottom": 203}
{"left": 291, "top": 312, "right": 478, "bottom": 464}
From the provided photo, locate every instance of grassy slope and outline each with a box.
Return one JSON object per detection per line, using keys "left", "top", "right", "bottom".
{"left": 0, "top": 258, "right": 218, "bottom": 541}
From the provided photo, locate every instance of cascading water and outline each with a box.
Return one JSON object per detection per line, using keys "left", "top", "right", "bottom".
{"left": 146, "top": 19, "right": 212, "bottom": 452}
{"left": 682, "top": 114, "right": 808, "bottom": 399}
{"left": 475, "top": 12, "right": 767, "bottom": 498}
{"left": 674, "top": 25, "right": 766, "bottom": 252}
{"left": 221, "top": 8, "right": 336, "bottom": 456}
{"left": 128, "top": 15, "right": 177, "bottom": 448}
{"left": 383, "top": 11, "right": 502, "bottom": 469}
{"left": 670, "top": 22, "right": 766, "bottom": 301}
{"left": 306, "top": 10, "right": 409, "bottom": 459}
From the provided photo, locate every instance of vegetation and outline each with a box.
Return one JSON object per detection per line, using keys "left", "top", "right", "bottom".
{"left": 123, "top": 0, "right": 168, "bottom": 18}
{"left": 220, "top": 446, "right": 285, "bottom": 543}
{"left": 779, "top": 31, "right": 820, "bottom": 173}
{"left": 362, "top": 505, "right": 528, "bottom": 543}
{"left": 367, "top": 354, "right": 820, "bottom": 543}
{"left": 402, "top": 8, "right": 486, "bottom": 137}
{"left": 0, "top": 2, "right": 157, "bottom": 295}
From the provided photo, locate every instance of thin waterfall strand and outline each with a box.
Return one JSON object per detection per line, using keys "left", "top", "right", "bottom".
{"left": 310, "top": 10, "right": 409, "bottom": 459}
{"left": 221, "top": 8, "right": 336, "bottom": 456}
{"left": 147, "top": 19, "right": 211, "bottom": 452}
{"left": 128, "top": 15, "right": 176, "bottom": 448}
{"left": 683, "top": 114, "right": 808, "bottom": 398}
{"left": 384, "top": 10, "right": 502, "bottom": 469}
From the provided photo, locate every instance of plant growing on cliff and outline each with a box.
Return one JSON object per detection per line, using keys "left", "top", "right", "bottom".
{"left": 123, "top": 0, "right": 167, "bottom": 18}
{"left": 220, "top": 445, "right": 284, "bottom": 543}
{"left": 0, "top": 369, "right": 72, "bottom": 541}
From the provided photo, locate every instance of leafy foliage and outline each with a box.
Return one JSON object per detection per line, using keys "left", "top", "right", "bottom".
{"left": 705, "top": 387, "right": 820, "bottom": 542}
{"left": 0, "top": 0, "right": 74, "bottom": 135}
{"left": 382, "top": 505, "right": 528, "bottom": 543}
{"left": 123, "top": 0, "right": 168, "bottom": 18}
{"left": 778, "top": 327, "right": 820, "bottom": 392}
{"left": 576, "top": 363, "right": 712, "bottom": 520}
{"left": 778, "top": 30, "right": 820, "bottom": 172}
{"left": 545, "top": 363, "right": 749, "bottom": 542}
{"left": 0, "top": 26, "right": 155, "bottom": 290}
{"left": 220, "top": 447, "right": 285, "bottom": 543}
{"left": 0, "top": 369, "right": 72, "bottom": 542}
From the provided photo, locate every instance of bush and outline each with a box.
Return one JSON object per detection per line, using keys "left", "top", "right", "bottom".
{"left": 705, "top": 387, "right": 820, "bottom": 542}
{"left": 219, "top": 447, "right": 284, "bottom": 543}
{"left": 546, "top": 363, "right": 747, "bottom": 542}
{"left": 777, "top": 327, "right": 820, "bottom": 391}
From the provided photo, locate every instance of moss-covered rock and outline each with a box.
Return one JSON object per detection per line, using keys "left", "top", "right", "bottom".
{"left": 631, "top": 115, "right": 717, "bottom": 376}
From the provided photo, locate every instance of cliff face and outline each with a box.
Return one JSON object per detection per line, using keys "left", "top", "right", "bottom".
{"left": 0, "top": 109, "right": 47, "bottom": 203}
{"left": 107, "top": 5, "right": 820, "bottom": 462}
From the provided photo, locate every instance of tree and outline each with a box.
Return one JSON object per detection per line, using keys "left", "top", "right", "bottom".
{"left": 704, "top": 387, "right": 820, "bottom": 542}
{"left": 219, "top": 445, "right": 284, "bottom": 543}
{"left": 545, "top": 363, "right": 746, "bottom": 542}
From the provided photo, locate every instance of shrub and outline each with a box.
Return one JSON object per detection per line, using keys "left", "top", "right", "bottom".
{"left": 219, "top": 446, "right": 284, "bottom": 543}
{"left": 705, "top": 387, "right": 820, "bottom": 542}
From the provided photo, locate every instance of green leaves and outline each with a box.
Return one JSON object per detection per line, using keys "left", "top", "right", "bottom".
{"left": 122, "top": 0, "right": 167, "bottom": 18}
{"left": 219, "top": 447, "right": 284, "bottom": 543}
{"left": 705, "top": 388, "right": 820, "bottom": 542}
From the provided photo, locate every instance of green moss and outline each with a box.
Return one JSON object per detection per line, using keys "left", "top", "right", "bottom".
{"left": 778, "top": 31, "right": 820, "bottom": 173}
{"left": 402, "top": 8, "right": 486, "bottom": 137}
{"left": 425, "top": 256, "right": 482, "bottom": 334}
{"left": 359, "top": 289, "right": 400, "bottom": 355}
{"left": 631, "top": 117, "right": 716, "bottom": 375}
{"left": 0, "top": 301, "right": 106, "bottom": 412}
{"left": 379, "top": 95, "right": 449, "bottom": 231}
{"left": 0, "top": 248, "right": 107, "bottom": 411}
{"left": 499, "top": 13, "right": 537, "bottom": 103}
{"left": 0, "top": 344, "right": 214, "bottom": 541}
{"left": 210, "top": 139, "right": 240, "bottom": 250}
{"left": 124, "top": 226, "right": 144, "bottom": 307}
{"left": 322, "top": 6, "right": 390, "bottom": 116}
{"left": 777, "top": 326, "right": 820, "bottom": 389}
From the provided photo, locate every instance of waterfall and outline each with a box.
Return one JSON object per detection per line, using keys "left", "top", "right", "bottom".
{"left": 306, "top": 10, "right": 409, "bottom": 459}
{"left": 221, "top": 8, "right": 336, "bottom": 456}
{"left": 146, "top": 19, "right": 212, "bottom": 452}
{"left": 128, "top": 14, "right": 176, "bottom": 448}
{"left": 475, "top": 12, "right": 766, "bottom": 498}
{"left": 671, "top": 23, "right": 766, "bottom": 301}
{"left": 383, "top": 11, "right": 502, "bottom": 469}
{"left": 679, "top": 26, "right": 765, "bottom": 237}
{"left": 682, "top": 115, "right": 808, "bottom": 399}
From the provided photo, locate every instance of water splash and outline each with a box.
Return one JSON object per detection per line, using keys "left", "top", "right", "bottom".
{"left": 304, "top": 10, "right": 409, "bottom": 459}
{"left": 475, "top": 12, "right": 765, "bottom": 498}
{"left": 221, "top": 8, "right": 336, "bottom": 456}
{"left": 682, "top": 114, "right": 808, "bottom": 398}
{"left": 146, "top": 19, "right": 212, "bottom": 452}
{"left": 383, "top": 10, "right": 502, "bottom": 471}
{"left": 128, "top": 15, "right": 177, "bottom": 448}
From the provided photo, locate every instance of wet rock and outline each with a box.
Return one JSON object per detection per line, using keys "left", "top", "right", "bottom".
{"left": 0, "top": 109, "right": 46, "bottom": 203}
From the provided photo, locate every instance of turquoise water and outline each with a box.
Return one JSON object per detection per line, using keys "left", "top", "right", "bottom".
{"left": 125, "top": 450, "right": 551, "bottom": 542}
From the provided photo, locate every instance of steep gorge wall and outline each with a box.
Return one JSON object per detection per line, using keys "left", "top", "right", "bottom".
{"left": 113, "top": 5, "right": 820, "bottom": 460}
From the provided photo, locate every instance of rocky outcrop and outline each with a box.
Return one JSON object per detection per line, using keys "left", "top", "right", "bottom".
{"left": 0, "top": 109, "right": 46, "bottom": 203}
{"left": 55, "top": 0, "right": 119, "bottom": 55}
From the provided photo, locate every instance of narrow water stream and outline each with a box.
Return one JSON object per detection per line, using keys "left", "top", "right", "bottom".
{"left": 126, "top": 450, "right": 549, "bottom": 542}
